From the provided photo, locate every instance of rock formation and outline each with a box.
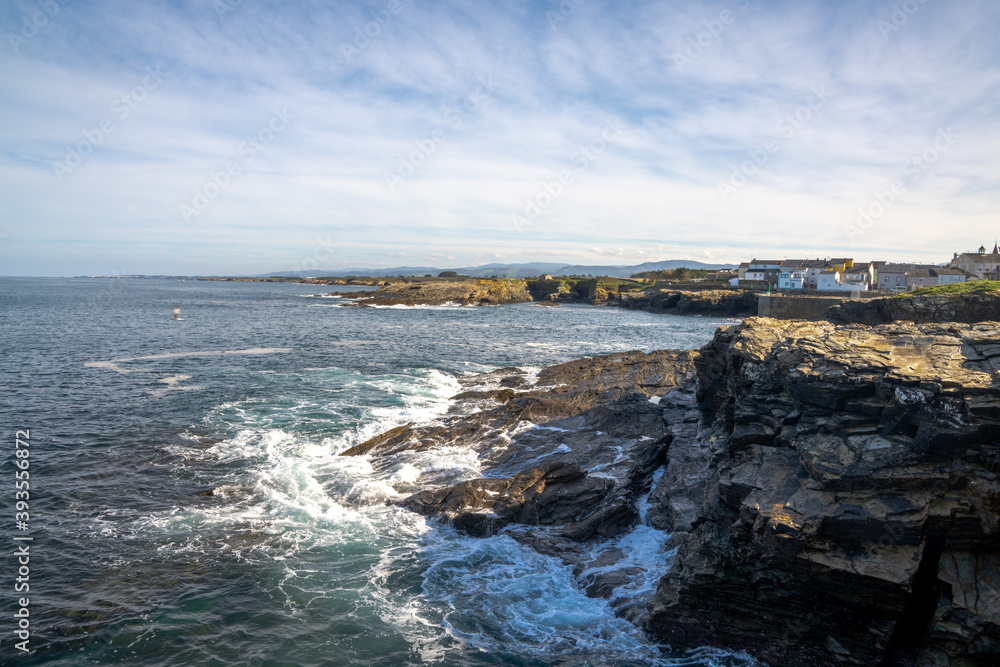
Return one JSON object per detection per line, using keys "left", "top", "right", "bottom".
{"left": 646, "top": 318, "right": 1000, "bottom": 666}
{"left": 342, "top": 349, "right": 699, "bottom": 621}
{"left": 329, "top": 278, "right": 533, "bottom": 306}
{"left": 616, "top": 288, "right": 758, "bottom": 317}
{"left": 332, "top": 276, "right": 760, "bottom": 316}
{"left": 826, "top": 289, "right": 1000, "bottom": 325}
{"left": 344, "top": 350, "right": 697, "bottom": 540}
{"left": 344, "top": 302, "right": 999, "bottom": 665}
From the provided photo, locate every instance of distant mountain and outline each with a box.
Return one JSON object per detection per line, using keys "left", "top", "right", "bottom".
{"left": 257, "top": 259, "right": 734, "bottom": 279}
{"left": 257, "top": 266, "right": 441, "bottom": 278}
{"left": 550, "top": 260, "right": 733, "bottom": 277}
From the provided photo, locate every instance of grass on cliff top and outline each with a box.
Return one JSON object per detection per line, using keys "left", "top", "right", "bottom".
{"left": 898, "top": 281, "right": 1000, "bottom": 297}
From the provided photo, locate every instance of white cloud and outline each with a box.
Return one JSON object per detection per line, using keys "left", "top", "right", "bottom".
{"left": 0, "top": 0, "right": 998, "bottom": 275}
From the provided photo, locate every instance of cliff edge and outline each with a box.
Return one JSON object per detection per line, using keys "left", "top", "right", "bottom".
{"left": 646, "top": 317, "right": 1000, "bottom": 666}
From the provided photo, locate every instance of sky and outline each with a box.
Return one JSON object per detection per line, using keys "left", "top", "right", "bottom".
{"left": 1, "top": 0, "right": 998, "bottom": 276}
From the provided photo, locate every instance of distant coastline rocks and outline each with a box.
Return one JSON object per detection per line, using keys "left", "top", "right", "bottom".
{"left": 326, "top": 276, "right": 761, "bottom": 316}
{"left": 329, "top": 278, "right": 533, "bottom": 307}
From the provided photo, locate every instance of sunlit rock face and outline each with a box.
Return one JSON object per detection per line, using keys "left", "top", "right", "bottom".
{"left": 645, "top": 318, "right": 1000, "bottom": 667}
{"left": 331, "top": 278, "right": 533, "bottom": 307}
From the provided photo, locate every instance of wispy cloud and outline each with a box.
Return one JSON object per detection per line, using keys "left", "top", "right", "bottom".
{"left": 1, "top": 0, "right": 998, "bottom": 275}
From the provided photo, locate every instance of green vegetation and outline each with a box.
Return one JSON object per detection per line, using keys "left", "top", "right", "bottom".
{"left": 900, "top": 281, "right": 1000, "bottom": 297}
{"left": 629, "top": 267, "right": 727, "bottom": 282}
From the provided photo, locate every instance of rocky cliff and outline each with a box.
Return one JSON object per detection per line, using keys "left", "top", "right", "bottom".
{"left": 826, "top": 289, "right": 1000, "bottom": 324}
{"left": 617, "top": 288, "right": 759, "bottom": 317}
{"left": 646, "top": 318, "right": 1000, "bottom": 666}
{"left": 344, "top": 311, "right": 1000, "bottom": 665}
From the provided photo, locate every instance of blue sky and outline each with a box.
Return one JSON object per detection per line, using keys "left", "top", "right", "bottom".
{"left": 1, "top": 0, "right": 998, "bottom": 276}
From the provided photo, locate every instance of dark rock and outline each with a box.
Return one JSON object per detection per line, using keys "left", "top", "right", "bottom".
{"left": 617, "top": 289, "right": 758, "bottom": 317}
{"left": 644, "top": 317, "right": 1000, "bottom": 666}
{"left": 826, "top": 289, "right": 1000, "bottom": 325}
{"left": 349, "top": 350, "right": 697, "bottom": 541}
{"left": 340, "top": 423, "right": 414, "bottom": 457}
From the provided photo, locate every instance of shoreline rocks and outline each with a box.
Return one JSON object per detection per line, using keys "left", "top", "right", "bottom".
{"left": 826, "top": 289, "right": 1000, "bottom": 324}
{"left": 616, "top": 288, "right": 759, "bottom": 317}
{"left": 329, "top": 278, "right": 532, "bottom": 307}
{"left": 344, "top": 350, "right": 697, "bottom": 540}
{"left": 342, "top": 294, "right": 1000, "bottom": 665}
{"left": 645, "top": 318, "right": 1000, "bottom": 666}
{"left": 329, "top": 277, "right": 759, "bottom": 316}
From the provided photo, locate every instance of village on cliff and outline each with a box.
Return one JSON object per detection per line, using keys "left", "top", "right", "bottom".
{"left": 728, "top": 242, "right": 1000, "bottom": 293}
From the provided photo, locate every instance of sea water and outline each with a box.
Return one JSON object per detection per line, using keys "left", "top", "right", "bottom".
{"left": 0, "top": 277, "right": 755, "bottom": 666}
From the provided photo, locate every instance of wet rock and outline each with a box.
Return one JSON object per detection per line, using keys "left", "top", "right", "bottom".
{"left": 340, "top": 423, "right": 414, "bottom": 457}
{"left": 450, "top": 388, "right": 516, "bottom": 403}
{"left": 349, "top": 350, "right": 697, "bottom": 540}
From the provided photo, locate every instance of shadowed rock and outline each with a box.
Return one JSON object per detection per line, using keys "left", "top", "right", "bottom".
{"left": 345, "top": 350, "right": 697, "bottom": 540}
{"left": 645, "top": 317, "right": 1000, "bottom": 667}
{"left": 826, "top": 288, "right": 1000, "bottom": 324}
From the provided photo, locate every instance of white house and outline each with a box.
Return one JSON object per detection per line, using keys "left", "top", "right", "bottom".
{"left": 817, "top": 270, "right": 841, "bottom": 291}
{"left": 778, "top": 271, "right": 806, "bottom": 290}
{"left": 816, "top": 270, "right": 869, "bottom": 292}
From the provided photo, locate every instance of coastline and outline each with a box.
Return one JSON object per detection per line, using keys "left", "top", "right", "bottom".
{"left": 346, "top": 289, "right": 1000, "bottom": 666}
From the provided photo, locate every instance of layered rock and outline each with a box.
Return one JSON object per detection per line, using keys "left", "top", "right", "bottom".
{"left": 341, "top": 305, "right": 999, "bottom": 664}
{"left": 617, "top": 288, "right": 758, "bottom": 317}
{"left": 325, "top": 276, "right": 762, "bottom": 316}
{"left": 645, "top": 318, "right": 1000, "bottom": 666}
{"left": 343, "top": 349, "right": 697, "bottom": 541}
{"left": 826, "top": 288, "right": 1000, "bottom": 324}
{"left": 329, "top": 278, "right": 532, "bottom": 306}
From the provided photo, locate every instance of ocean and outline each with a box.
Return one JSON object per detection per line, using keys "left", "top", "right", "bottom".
{"left": 0, "top": 277, "right": 755, "bottom": 666}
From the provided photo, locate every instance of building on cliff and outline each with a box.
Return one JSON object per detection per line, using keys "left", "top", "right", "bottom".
{"left": 746, "top": 257, "right": 875, "bottom": 292}
{"left": 950, "top": 243, "right": 1000, "bottom": 280}
{"left": 877, "top": 263, "right": 973, "bottom": 291}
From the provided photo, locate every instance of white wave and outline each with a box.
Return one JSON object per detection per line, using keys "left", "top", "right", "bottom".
{"left": 578, "top": 525, "right": 677, "bottom": 604}
{"left": 351, "top": 302, "right": 477, "bottom": 310}
{"left": 417, "top": 531, "right": 675, "bottom": 664}
{"left": 83, "top": 360, "right": 134, "bottom": 374}
{"left": 90, "top": 347, "right": 292, "bottom": 366}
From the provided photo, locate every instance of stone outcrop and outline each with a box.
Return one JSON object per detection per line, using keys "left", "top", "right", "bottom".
{"left": 645, "top": 318, "right": 1000, "bottom": 666}
{"left": 826, "top": 289, "right": 1000, "bottom": 324}
{"left": 329, "top": 279, "right": 532, "bottom": 307}
{"left": 343, "top": 306, "right": 999, "bottom": 664}
{"left": 617, "top": 288, "right": 758, "bottom": 317}
{"left": 327, "top": 276, "right": 763, "bottom": 316}
{"left": 343, "top": 350, "right": 697, "bottom": 541}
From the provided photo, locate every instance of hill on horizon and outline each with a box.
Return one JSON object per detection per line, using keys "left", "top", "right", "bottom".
{"left": 259, "top": 259, "right": 734, "bottom": 279}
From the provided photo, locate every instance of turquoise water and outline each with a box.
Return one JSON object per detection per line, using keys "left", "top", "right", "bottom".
{"left": 0, "top": 277, "right": 753, "bottom": 666}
